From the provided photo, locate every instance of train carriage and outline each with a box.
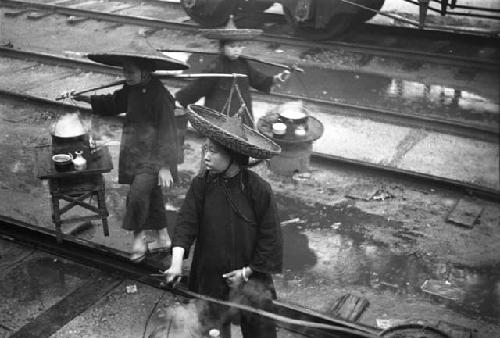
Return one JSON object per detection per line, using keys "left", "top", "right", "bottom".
{"left": 180, "top": 0, "right": 500, "bottom": 40}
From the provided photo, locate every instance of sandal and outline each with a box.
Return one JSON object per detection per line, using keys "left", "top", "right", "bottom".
{"left": 130, "top": 251, "right": 146, "bottom": 262}
{"left": 130, "top": 232, "right": 146, "bottom": 262}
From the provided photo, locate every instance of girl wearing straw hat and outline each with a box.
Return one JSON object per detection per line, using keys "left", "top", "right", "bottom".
{"left": 164, "top": 105, "right": 283, "bottom": 338}
{"left": 175, "top": 15, "right": 291, "bottom": 127}
{"left": 72, "top": 45, "right": 189, "bottom": 262}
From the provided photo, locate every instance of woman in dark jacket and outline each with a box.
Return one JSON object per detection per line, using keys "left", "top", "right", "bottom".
{"left": 73, "top": 50, "right": 189, "bottom": 261}
{"left": 164, "top": 105, "right": 283, "bottom": 338}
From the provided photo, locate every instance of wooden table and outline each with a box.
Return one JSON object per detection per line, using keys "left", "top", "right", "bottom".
{"left": 35, "top": 145, "right": 113, "bottom": 242}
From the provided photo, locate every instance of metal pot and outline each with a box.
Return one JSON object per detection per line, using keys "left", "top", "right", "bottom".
{"left": 51, "top": 113, "right": 90, "bottom": 155}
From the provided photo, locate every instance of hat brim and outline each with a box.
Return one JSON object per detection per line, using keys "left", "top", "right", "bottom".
{"left": 187, "top": 105, "right": 281, "bottom": 159}
{"left": 87, "top": 53, "right": 189, "bottom": 71}
{"left": 257, "top": 116, "right": 324, "bottom": 144}
{"left": 200, "top": 29, "right": 263, "bottom": 41}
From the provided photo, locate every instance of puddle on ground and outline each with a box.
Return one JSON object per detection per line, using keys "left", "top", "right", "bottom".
{"left": 275, "top": 194, "right": 500, "bottom": 322}
{"left": 163, "top": 52, "right": 499, "bottom": 130}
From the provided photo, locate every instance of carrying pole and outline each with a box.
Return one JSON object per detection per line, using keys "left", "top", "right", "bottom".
{"left": 158, "top": 49, "right": 304, "bottom": 73}
{"left": 55, "top": 73, "right": 248, "bottom": 100}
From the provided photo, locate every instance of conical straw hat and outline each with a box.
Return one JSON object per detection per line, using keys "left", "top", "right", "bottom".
{"left": 187, "top": 105, "right": 280, "bottom": 159}
{"left": 87, "top": 39, "right": 189, "bottom": 71}
{"left": 200, "top": 15, "right": 263, "bottom": 41}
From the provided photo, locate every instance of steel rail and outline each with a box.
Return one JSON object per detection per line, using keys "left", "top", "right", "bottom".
{"left": 1, "top": 46, "right": 497, "bottom": 143}
{"left": 310, "top": 152, "right": 500, "bottom": 202}
{"left": 257, "top": 29, "right": 499, "bottom": 72}
{"left": 1, "top": 91, "right": 499, "bottom": 201}
{"left": 1, "top": 87, "right": 498, "bottom": 200}
{"left": 1, "top": 47, "right": 499, "bottom": 199}
{"left": 1, "top": 0, "right": 499, "bottom": 72}
{"left": 0, "top": 215, "right": 380, "bottom": 338}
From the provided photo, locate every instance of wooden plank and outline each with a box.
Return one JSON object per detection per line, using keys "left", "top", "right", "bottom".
{"left": 9, "top": 273, "right": 120, "bottom": 338}
{"left": 327, "top": 294, "right": 369, "bottom": 322}
{"left": 436, "top": 320, "right": 475, "bottom": 338}
{"left": 447, "top": 197, "right": 484, "bottom": 228}
{"left": 421, "top": 280, "right": 465, "bottom": 302}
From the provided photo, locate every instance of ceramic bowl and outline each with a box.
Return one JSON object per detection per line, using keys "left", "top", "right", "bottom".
{"left": 52, "top": 154, "right": 72, "bottom": 171}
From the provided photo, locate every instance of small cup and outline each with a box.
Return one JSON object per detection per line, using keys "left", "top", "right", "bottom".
{"left": 272, "top": 122, "right": 287, "bottom": 138}
{"left": 294, "top": 125, "right": 306, "bottom": 137}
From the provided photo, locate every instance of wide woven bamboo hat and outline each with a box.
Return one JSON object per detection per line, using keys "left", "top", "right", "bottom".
{"left": 87, "top": 39, "right": 189, "bottom": 71}
{"left": 187, "top": 105, "right": 281, "bottom": 159}
{"left": 200, "top": 15, "right": 263, "bottom": 41}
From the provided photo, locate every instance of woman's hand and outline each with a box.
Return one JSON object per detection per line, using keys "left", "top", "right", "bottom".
{"left": 158, "top": 168, "right": 173, "bottom": 189}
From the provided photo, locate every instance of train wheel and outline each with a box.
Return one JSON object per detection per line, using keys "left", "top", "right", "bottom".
{"left": 181, "top": 0, "right": 236, "bottom": 28}
{"left": 284, "top": 7, "right": 354, "bottom": 40}
{"left": 231, "top": 1, "right": 272, "bottom": 28}
{"left": 354, "top": 0, "right": 385, "bottom": 23}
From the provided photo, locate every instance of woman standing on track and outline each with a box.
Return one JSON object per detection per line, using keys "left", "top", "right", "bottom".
{"left": 164, "top": 105, "right": 283, "bottom": 338}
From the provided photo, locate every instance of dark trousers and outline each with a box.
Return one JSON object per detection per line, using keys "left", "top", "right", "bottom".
{"left": 239, "top": 310, "right": 277, "bottom": 338}
{"left": 205, "top": 305, "right": 277, "bottom": 338}
{"left": 200, "top": 290, "right": 277, "bottom": 338}
{"left": 122, "top": 173, "right": 167, "bottom": 231}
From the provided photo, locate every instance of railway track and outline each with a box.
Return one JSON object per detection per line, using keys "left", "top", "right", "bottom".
{"left": 1, "top": 0, "right": 499, "bottom": 72}
{"left": 1, "top": 46, "right": 497, "bottom": 143}
{"left": 0, "top": 215, "right": 381, "bottom": 338}
{"left": 1, "top": 47, "right": 499, "bottom": 199}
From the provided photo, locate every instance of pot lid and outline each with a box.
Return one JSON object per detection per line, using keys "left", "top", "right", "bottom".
{"left": 276, "top": 101, "right": 307, "bottom": 120}
{"left": 52, "top": 113, "right": 87, "bottom": 138}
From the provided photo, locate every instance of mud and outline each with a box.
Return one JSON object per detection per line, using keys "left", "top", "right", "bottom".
{"left": 0, "top": 4, "right": 499, "bottom": 336}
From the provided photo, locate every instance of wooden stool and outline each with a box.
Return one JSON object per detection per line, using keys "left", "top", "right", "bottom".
{"left": 49, "top": 174, "right": 109, "bottom": 241}
{"left": 35, "top": 145, "right": 113, "bottom": 242}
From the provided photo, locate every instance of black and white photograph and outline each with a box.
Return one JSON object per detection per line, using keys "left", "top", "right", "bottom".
{"left": 0, "top": 0, "right": 499, "bottom": 337}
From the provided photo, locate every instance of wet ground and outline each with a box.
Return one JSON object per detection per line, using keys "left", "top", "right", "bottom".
{"left": 276, "top": 194, "right": 500, "bottom": 322}
{"left": 169, "top": 52, "right": 499, "bottom": 131}
{"left": 0, "top": 95, "right": 499, "bottom": 336}
{"left": 1, "top": 3, "right": 499, "bottom": 336}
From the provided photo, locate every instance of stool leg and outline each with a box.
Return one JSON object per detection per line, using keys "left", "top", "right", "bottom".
{"left": 51, "top": 195, "right": 63, "bottom": 243}
{"left": 97, "top": 185, "right": 109, "bottom": 237}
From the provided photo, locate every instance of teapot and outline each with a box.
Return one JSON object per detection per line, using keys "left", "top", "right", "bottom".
{"left": 70, "top": 151, "right": 87, "bottom": 171}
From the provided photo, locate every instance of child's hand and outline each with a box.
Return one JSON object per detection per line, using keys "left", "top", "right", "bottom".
{"left": 163, "top": 266, "right": 182, "bottom": 286}
{"left": 273, "top": 70, "right": 291, "bottom": 83}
